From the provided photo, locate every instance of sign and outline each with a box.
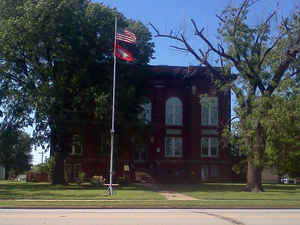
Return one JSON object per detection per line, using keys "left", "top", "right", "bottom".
{"left": 123, "top": 165, "right": 130, "bottom": 171}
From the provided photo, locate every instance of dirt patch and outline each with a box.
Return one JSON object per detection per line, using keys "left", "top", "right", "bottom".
{"left": 158, "top": 191, "right": 198, "bottom": 200}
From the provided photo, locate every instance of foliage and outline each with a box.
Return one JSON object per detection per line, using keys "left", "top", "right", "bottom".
{"left": 0, "top": 126, "right": 33, "bottom": 176}
{"left": 264, "top": 94, "right": 300, "bottom": 177}
{"left": 28, "top": 161, "right": 49, "bottom": 173}
{"left": 78, "top": 171, "right": 86, "bottom": 184}
{"left": 151, "top": 0, "right": 300, "bottom": 191}
{"left": 0, "top": 0, "right": 154, "bottom": 142}
{"left": 90, "top": 175, "right": 106, "bottom": 186}
{"left": 47, "top": 155, "right": 56, "bottom": 183}
{"left": 0, "top": 0, "right": 154, "bottom": 184}
{"left": 64, "top": 167, "right": 70, "bottom": 184}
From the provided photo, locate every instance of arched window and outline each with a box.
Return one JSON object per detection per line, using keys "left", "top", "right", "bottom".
{"left": 165, "top": 97, "right": 182, "bottom": 125}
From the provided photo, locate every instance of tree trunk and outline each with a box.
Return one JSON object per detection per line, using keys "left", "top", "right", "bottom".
{"left": 51, "top": 151, "right": 65, "bottom": 184}
{"left": 246, "top": 160, "right": 263, "bottom": 192}
{"left": 246, "top": 123, "right": 265, "bottom": 192}
{"left": 50, "top": 128, "right": 65, "bottom": 185}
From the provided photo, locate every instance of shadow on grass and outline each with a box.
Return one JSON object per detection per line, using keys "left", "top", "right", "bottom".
{"left": 164, "top": 183, "right": 299, "bottom": 192}
{"left": 0, "top": 181, "right": 155, "bottom": 200}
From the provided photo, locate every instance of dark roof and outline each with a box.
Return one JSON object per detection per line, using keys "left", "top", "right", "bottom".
{"left": 147, "top": 65, "right": 235, "bottom": 82}
{"left": 148, "top": 65, "right": 210, "bottom": 79}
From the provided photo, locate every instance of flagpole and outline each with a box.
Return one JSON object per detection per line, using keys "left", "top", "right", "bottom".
{"left": 108, "top": 16, "right": 117, "bottom": 196}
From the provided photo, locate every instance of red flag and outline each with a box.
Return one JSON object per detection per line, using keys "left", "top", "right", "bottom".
{"left": 116, "top": 29, "right": 136, "bottom": 44}
{"left": 114, "top": 43, "right": 134, "bottom": 62}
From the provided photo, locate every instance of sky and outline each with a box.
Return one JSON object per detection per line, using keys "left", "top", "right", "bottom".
{"left": 31, "top": 0, "right": 299, "bottom": 165}
{"left": 97, "top": 0, "right": 298, "bottom": 66}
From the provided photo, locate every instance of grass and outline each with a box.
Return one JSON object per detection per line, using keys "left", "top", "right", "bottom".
{"left": 1, "top": 200, "right": 300, "bottom": 208}
{"left": 1, "top": 181, "right": 300, "bottom": 208}
{"left": 0, "top": 181, "right": 164, "bottom": 200}
{"left": 163, "top": 183, "right": 300, "bottom": 201}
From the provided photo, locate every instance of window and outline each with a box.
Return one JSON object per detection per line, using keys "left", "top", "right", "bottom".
{"left": 139, "top": 101, "right": 152, "bottom": 124}
{"left": 211, "top": 166, "right": 219, "bottom": 177}
{"left": 73, "top": 164, "right": 81, "bottom": 181}
{"left": 201, "top": 96, "right": 218, "bottom": 126}
{"left": 134, "top": 146, "right": 147, "bottom": 161}
{"left": 166, "top": 97, "right": 182, "bottom": 125}
{"left": 71, "top": 134, "right": 83, "bottom": 155}
{"left": 165, "top": 137, "right": 183, "bottom": 157}
{"left": 201, "top": 137, "right": 219, "bottom": 157}
{"left": 201, "top": 166, "right": 209, "bottom": 181}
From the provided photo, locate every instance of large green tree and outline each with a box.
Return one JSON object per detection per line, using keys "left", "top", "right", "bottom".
{"left": 151, "top": 0, "right": 300, "bottom": 191}
{"left": 264, "top": 85, "right": 300, "bottom": 177}
{"left": 0, "top": 0, "right": 154, "bottom": 184}
{"left": 0, "top": 126, "right": 33, "bottom": 177}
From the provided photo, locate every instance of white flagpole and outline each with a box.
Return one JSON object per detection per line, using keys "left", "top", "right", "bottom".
{"left": 108, "top": 16, "right": 117, "bottom": 196}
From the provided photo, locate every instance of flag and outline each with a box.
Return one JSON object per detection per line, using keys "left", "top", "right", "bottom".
{"left": 116, "top": 29, "right": 136, "bottom": 44}
{"left": 114, "top": 43, "right": 134, "bottom": 62}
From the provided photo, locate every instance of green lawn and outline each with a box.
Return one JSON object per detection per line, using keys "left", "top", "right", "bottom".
{"left": 163, "top": 183, "right": 300, "bottom": 201}
{"left": 1, "top": 181, "right": 300, "bottom": 208}
{"left": 0, "top": 181, "right": 164, "bottom": 200}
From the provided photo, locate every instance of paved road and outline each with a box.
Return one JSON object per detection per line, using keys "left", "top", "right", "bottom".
{"left": 0, "top": 209, "right": 300, "bottom": 225}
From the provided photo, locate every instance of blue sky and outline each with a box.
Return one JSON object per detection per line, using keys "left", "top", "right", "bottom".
{"left": 97, "top": 0, "right": 298, "bottom": 66}
{"left": 31, "top": 0, "right": 298, "bottom": 164}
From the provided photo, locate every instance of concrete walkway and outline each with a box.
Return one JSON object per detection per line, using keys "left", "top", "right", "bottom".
{"left": 157, "top": 190, "right": 197, "bottom": 200}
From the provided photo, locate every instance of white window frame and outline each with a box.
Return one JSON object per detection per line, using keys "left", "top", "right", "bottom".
{"left": 201, "top": 137, "right": 219, "bottom": 157}
{"left": 139, "top": 101, "right": 152, "bottom": 124}
{"left": 201, "top": 96, "right": 218, "bottom": 126}
{"left": 165, "top": 97, "right": 183, "bottom": 126}
{"left": 71, "top": 134, "right": 83, "bottom": 155}
{"left": 165, "top": 137, "right": 183, "bottom": 158}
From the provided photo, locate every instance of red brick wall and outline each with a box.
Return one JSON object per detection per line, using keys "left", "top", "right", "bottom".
{"left": 64, "top": 66, "right": 240, "bottom": 182}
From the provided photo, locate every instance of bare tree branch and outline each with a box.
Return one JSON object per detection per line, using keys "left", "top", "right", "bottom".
{"left": 191, "top": 19, "right": 239, "bottom": 65}
{"left": 216, "top": 14, "right": 226, "bottom": 23}
{"left": 233, "top": 0, "right": 249, "bottom": 35}
{"left": 258, "top": 33, "right": 283, "bottom": 70}
{"left": 149, "top": 23, "right": 185, "bottom": 43}
{"left": 169, "top": 45, "right": 189, "bottom": 51}
{"left": 255, "top": 11, "right": 276, "bottom": 44}
{"left": 266, "top": 30, "right": 300, "bottom": 94}
{"left": 290, "top": 70, "right": 299, "bottom": 77}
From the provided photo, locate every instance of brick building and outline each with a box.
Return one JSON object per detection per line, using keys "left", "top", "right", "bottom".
{"left": 64, "top": 65, "right": 240, "bottom": 182}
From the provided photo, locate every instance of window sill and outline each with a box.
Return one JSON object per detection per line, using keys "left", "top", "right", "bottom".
{"left": 201, "top": 155, "right": 218, "bottom": 158}
{"left": 70, "top": 153, "right": 83, "bottom": 156}
{"left": 164, "top": 156, "right": 183, "bottom": 158}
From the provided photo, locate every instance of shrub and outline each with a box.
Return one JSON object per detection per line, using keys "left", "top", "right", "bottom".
{"left": 64, "top": 168, "right": 70, "bottom": 184}
{"left": 48, "top": 156, "right": 56, "bottom": 183}
{"left": 90, "top": 175, "right": 106, "bottom": 186}
{"left": 79, "top": 171, "right": 86, "bottom": 184}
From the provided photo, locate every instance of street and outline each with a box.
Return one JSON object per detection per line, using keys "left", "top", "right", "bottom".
{"left": 0, "top": 209, "right": 300, "bottom": 225}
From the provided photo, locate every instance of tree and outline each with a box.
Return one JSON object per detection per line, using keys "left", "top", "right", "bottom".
{"left": 0, "top": 0, "right": 154, "bottom": 184}
{"left": 0, "top": 126, "right": 33, "bottom": 177}
{"left": 264, "top": 86, "right": 300, "bottom": 177}
{"left": 151, "top": 0, "right": 300, "bottom": 191}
